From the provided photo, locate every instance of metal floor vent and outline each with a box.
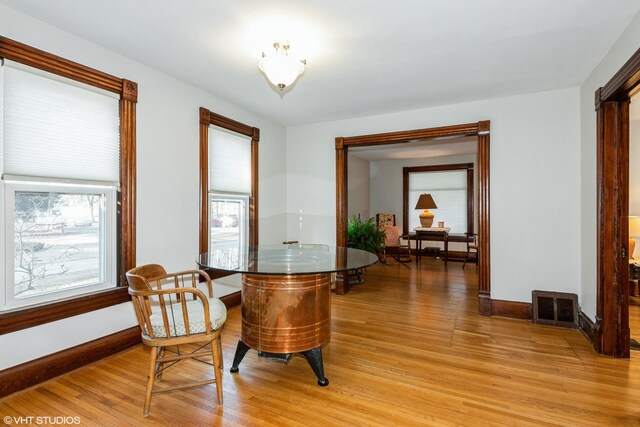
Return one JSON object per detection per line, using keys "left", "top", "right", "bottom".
{"left": 532, "top": 291, "right": 578, "bottom": 328}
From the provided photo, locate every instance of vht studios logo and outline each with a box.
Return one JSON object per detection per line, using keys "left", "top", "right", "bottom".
{"left": 4, "top": 416, "right": 81, "bottom": 425}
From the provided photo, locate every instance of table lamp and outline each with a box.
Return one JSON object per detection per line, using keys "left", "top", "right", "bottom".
{"left": 630, "top": 216, "right": 640, "bottom": 258}
{"left": 415, "top": 194, "right": 437, "bottom": 228}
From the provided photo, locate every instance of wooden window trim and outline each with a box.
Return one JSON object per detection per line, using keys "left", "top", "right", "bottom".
{"left": 0, "top": 36, "right": 137, "bottom": 334}
{"left": 199, "top": 108, "right": 259, "bottom": 257}
{"left": 402, "top": 163, "right": 474, "bottom": 236}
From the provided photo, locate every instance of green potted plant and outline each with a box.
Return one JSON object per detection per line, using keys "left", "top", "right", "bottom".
{"left": 347, "top": 215, "right": 385, "bottom": 253}
{"left": 347, "top": 215, "right": 385, "bottom": 282}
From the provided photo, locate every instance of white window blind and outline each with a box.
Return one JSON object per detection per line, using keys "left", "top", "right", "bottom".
{"left": 409, "top": 170, "right": 467, "bottom": 233}
{"left": 1, "top": 60, "right": 120, "bottom": 183}
{"left": 208, "top": 125, "right": 252, "bottom": 194}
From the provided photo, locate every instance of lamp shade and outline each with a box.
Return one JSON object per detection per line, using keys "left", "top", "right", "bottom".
{"left": 415, "top": 194, "right": 437, "bottom": 210}
{"left": 630, "top": 216, "right": 640, "bottom": 238}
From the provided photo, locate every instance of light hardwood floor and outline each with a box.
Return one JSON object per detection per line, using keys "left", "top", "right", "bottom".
{"left": 630, "top": 296, "right": 640, "bottom": 346}
{"left": 2, "top": 259, "right": 640, "bottom": 426}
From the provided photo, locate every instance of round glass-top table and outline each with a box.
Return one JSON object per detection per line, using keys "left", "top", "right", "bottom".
{"left": 197, "top": 244, "right": 378, "bottom": 275}
{"left": 197, "top": 244, "right": 378, "bottom": 386}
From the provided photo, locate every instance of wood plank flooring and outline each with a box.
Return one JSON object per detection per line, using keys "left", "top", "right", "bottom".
{"left": 2, "top": 259, "right": 640, "bottom": 426}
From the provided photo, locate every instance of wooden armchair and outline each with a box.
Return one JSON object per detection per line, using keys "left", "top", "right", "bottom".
{"left": 376, "top": 213, "right": 411, "bottom": 263}
{"left": 126, "top": 264, "right": 227, "bottom": 416}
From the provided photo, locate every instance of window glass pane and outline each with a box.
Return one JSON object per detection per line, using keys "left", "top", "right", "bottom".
{"left": 209, "top": 196, "right": 247, "bottom": 251}
{"left": 13, "top": 191, "right": 103, "bottom": 299}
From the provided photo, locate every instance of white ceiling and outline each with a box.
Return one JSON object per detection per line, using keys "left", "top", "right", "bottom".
{"left": 349, "top": 136, "right": 477, "bottom": 161}
{"left": 2, "top": 0, "right": 639, "bottom": 126}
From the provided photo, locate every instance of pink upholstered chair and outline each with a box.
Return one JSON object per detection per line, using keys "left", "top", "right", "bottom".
{"left": 375, "top": 213, "right": 411, "bottom": 263}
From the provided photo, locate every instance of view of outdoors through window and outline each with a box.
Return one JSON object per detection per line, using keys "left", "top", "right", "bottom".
{"left": 13, "top": 192, "right": 102, "bottom": 299}
{"left": 209, "top": 198, "right": 242, "bottom": 249}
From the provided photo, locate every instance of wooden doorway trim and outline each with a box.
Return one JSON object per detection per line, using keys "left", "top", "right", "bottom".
{"left": 335, "top": 121, "right": 492, "bottom": 316}
{"left": 595, "top": 47, "right": 640, "bottom": 357}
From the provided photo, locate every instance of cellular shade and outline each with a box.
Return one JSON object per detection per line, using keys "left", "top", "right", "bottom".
{"left": 1, "top": 61, "right": 120, "bottom": 183}
{"left": 409, "top": 170, "right": 467, "bottom": 232}
{"left": 208, "top": 125, "right": 252, "bottom": 194}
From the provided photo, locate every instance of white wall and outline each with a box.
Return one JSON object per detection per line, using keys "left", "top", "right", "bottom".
{"left": 579, "top": 11, "right": 640, "bottom": 321}
{"left": 0, "top": 4, "right": 287, "bottom": 369}
{"left": 370, "top": 154, "right": 477, "bottom": 252}
{"left": 287, "top": 87, "right": 581, "bottom": 303}
{"left": 347, "top": 154, "right": 370, "bottom": 221}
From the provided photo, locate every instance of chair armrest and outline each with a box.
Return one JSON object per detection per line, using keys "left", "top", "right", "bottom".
{"left": 129, "top": 286, "right": 213, "bottom": 334}
{"left": 164, "top": 269, "right": 213, "bottom": 297}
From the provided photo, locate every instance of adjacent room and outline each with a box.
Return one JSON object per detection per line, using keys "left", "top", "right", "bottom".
{"left": 1, "top": 0, "right": 640, "bottom": 425}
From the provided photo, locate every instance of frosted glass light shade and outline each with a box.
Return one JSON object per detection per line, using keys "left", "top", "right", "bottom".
{"left": 259, "top": 42, "right": 306, "bottom": 91}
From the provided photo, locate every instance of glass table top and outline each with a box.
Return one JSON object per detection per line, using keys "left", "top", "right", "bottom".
{"left": 197, "top": 244, "right": 379, "bottom": 275}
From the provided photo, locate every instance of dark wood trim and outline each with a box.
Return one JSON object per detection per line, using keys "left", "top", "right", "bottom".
{"left": 199, "top": 109, "right": 260, "bottom": 253}
{"left": 478, "top": 122, "right": 491, "bottom": 315}
{"left": 336, "top": 121, "right": 490, "bottom": 304}
{"left": 251, "top": 129, "right": 260, "bottom": 246}
{"left": 220, "top": 290, "right": 241, "bottom": 308}
{"left": 0, "top": 326, "right": 140, "bottom": 398}
{"left": 342, "top": 123, "right": 481, "bottom": 146}
{"left": 467, "top": 167, "right": 474, "bottom": 235}
{"left": 597, "top": 101, "right": 630, "bottom": 357}
{"left": 490, "top": 299, "right": 532, "bottom": 320}
{"left": 0, "top": 287, "right": 130, "bottom": 335}
{"left": 208, "top": 111, "right": 255, "bottom": 138}
{"left": 600, "top": 47, "right": 640, "bottom": 101}
{"left": 401, "top": 163, "right": 474, "bottom": 236}
{"left": 119, "top": 80, "right": 137, "bottom": 287}
{"left": 0, "top": 37, "right": 137, "bottom": 334}
{"left": 335, "top": 137, "right": 349, "bottom": 295}
{"left": 199, "top": 108, "right": 210, "bottom": 254}
{"left": 401, "top": 163, "right": 473, "bottom": 173}
{"left": 596, "top": 45, "right": 640, "bottom": 358}
{"left": 579, "top": 311, "right": 602, "bottom": 353}
{"left": 0, "top": 36, "right": 123, "bottom": 94}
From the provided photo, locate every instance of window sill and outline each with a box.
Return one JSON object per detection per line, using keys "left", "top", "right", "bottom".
{"left": 0, "top": 286, "right": 130, "bottom": 335}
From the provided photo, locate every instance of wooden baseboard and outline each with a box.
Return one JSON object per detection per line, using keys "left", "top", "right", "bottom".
{"left": 0, "top": 291, "right": 243, "bottom": 399}
{"left": 478, "top": 291, "right": 491, "bottom": 316}
{"left": 579, "top": 311, "right": 601, "bottom": 353}
{"left": 0, "top": 326, "right": 141, "bottom": 398}
{"left": 491, "top": 299, "right": 532, "bottom": 320}
{"left": 220, "top": 290, "right": 241, "bottom": 308}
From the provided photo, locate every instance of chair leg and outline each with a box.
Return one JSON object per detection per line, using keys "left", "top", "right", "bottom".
{"left": 462, "top": 248, "right": 469, "bottom": 269}
{"left": 156, "top": 347, "right": 165, "bottom": 381}
{"left": 143, "top": 346, "right": 159, "bottom": 417}
{"left": 217, "top": 335, "right": 224, "bottom": 371}
{"left": 211, "top": 339, "right": 224, "bottom": 406}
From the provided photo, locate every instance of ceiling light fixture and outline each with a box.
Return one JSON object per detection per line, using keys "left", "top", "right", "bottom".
{"left": 258, "top": 41, "right": 306, "bottom": 92}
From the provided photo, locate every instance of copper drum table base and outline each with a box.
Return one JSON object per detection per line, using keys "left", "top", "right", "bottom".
{"left": 229, "top": 273, "right": 332, "bottom": 386}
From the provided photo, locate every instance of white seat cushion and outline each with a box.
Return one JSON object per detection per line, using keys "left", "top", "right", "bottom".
{"left": 149, "top": 297, "right": 227, "bottom": 338}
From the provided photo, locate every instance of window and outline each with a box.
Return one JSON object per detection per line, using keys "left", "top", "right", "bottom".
{"left": 3, "top": 183, "right": 116, "bottom": 310}
{"left": 0, "top": 36, "right": 136, "bottom": 331}
{"left": 199, "top": 108, "right": 259, "bottom": 258}
{"left": 0, "top": 60, "right": 121, "bottom": 311}
{"left": 403, "top": 164, "right": 474, "bottom": 235}
{"left": 208, "top": 126, "right": 251, "bottom": 253}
